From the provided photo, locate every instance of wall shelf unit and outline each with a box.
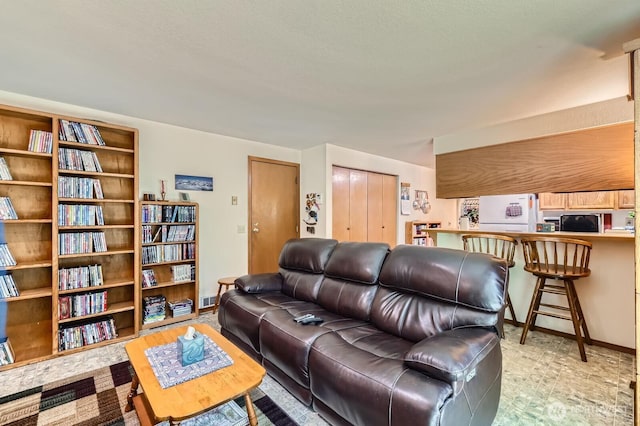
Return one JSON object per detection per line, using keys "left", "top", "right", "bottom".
{"left": 405, "top": 221, "right": 441, "bottom": 246}
{"left": 0, "top": 102, "right": 139, "bottom": 370}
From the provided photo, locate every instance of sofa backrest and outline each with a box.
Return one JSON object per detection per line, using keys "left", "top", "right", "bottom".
{"left": 316, "top": 242, "right": 389, "bottom": 321}
{"left": 371, "top": 245, "right": 507, "bottom": 341}
{"left": 278, "top": 238, "right": 338, "bottom": 302}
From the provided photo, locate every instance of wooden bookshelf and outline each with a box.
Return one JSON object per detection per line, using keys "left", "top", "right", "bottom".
{"left": 404, "top": 220, "right": 441, "bottom": 246}
{"left": 0, "top": 103, "right": 139, "bottom": 370}
{"left": 140, "top": 201, "right": 199, "bottom": 329}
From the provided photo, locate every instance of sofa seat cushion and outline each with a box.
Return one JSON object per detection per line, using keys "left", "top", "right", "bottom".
{"left": 309, "top": 331, "right": 453, "bottom": 426}
{"left": 259, "top": 308, "right": 368, "bottom": 388}
{"left": 332, "top": 324, "right": 414, "bottom": 359}
{"left": 219, "top": 290, "right": 302, "bottom": 352}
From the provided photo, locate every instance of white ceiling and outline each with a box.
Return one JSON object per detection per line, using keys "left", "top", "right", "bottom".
{"left": 1, "top": 1, "right": 639, "bottom": 168}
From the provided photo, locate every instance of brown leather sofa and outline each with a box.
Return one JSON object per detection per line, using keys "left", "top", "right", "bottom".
{"left": 218, "top": 238, "right": 508, "bottom": 426}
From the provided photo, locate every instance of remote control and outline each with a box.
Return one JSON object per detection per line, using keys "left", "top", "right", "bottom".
{"left": 293, "top": 314, "right": 314, "bottom": 322}
{"left": 299, "top": 316, "right": 323, "bottom": 325}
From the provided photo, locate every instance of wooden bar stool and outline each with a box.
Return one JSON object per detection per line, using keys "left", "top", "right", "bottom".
{"left": 519, "top": 236, "right": 592, "bottom": 362}
{"left": 213, "top": 276, "right": 237, "bottom": 314}
{"left": 462, "top": 233, "right": 519, "bottom": 337}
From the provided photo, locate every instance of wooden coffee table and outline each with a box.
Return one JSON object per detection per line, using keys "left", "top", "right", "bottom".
{"left": 124, "top": 323, "right": 266, "bottom": 425}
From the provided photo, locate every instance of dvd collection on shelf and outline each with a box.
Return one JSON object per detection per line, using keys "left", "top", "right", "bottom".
{"left": 58, "top": 204, "right": 104, "bottom": 226}
{"left": 171, "top": 264, "right": 194, "bottom": 282}
{"left": 169, "top": 299, "right": 193, "bottom": 317}
{"left": 0, "top": 197, "right": 18, "bottom": 220}
{"left": 0, "top": 273, "right": 19, "bottom": 298}
{"left": 58, "top": 290, "right": 108, "bottom": 320}
{"left": 58, "top": 264, "right": 104, "bottom": 290}
{"left": 58, "top": 176, "right": 104, "bottom": 199}
{"left": 141, "top": 269, "right": 158, "bottom": 288}
{"left": 28, "top": 129, "right": 53, "bottom": 154}
{"left": 58, "top": 119, "right": 105, "bottom": 146}
{"left": 59, "top": 232, "right": 108, "bottom": 255}
{"left": 0, "top": 243, "right": 17, "bottom": 267}
{"left": 141, "top": 204, "right": 196, "bottom": 224}
{"left": 143, "top": 295, "right": 166, "bottom": 324}
{"left": 0, "top": 158, "right": 12, "bottom": 181}
{"left": 142, "top": 224, "right": 195, "bottom": 243}
{"left": 58, "top": 148, "right": 103, "bottom": 172}
{"left": 0, "top": 338, "right": 15, "bottom": 366}
{"left": 58, "top": 318, "right": 117, "bottom": 351}
{"left": 142, "top": 242, "right": 195, "bottom": 264}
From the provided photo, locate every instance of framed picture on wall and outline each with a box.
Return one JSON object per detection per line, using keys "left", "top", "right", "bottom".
{"left": 175, "top": 174, "right": 214, "bottom": 191}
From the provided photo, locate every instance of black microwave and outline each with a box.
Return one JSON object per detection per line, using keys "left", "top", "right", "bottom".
{"left": 560, "top": 214, "right": 600, "bottom": 233}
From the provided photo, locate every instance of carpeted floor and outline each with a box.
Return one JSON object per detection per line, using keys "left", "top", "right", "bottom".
{"left": 0, "top": 361, "right": 297, "bottom": 426}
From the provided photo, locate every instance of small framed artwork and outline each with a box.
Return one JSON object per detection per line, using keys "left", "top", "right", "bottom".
{"left": 143, "top": 193, "right": 156, "bottom": 201}
{"left": 179, "top": 192, "right": 190, "bottom": 201}
{"left": 175, "top": 174, "right": 214, "bottom": 191}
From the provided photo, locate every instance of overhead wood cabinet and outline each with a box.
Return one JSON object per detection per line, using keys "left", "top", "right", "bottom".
{"left": 567, "top": 191, "right": 616, "bottom": 209}
{"left": 332, "top": 166, "right": 397, "bottom": 247}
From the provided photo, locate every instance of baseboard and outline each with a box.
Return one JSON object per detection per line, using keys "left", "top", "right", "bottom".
{"left": 505, "top": 319, "right": 634, "bottom": 355}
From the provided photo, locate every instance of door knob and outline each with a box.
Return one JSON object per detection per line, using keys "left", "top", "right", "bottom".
{"left": 253, "top": 222, "right": 260, "bottom": 233}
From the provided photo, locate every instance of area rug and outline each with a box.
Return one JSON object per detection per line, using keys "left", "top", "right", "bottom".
{"left": 0, "top": 361, "right": 298, "bottom": 426}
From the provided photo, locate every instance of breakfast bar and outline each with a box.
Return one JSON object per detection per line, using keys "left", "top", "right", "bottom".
{"left": 431, "top": 229, "right": 635, "bottom": 351}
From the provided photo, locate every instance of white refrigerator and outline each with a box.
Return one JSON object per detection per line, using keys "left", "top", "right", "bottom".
{"left": 478, "top": 194, "right": 538, "bottom": 232}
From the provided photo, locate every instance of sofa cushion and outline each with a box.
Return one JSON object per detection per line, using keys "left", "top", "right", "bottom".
{"left": 278, "top": 238, "right": 338, "bottom": 273}
{"left": 324, "top": 242, "right": 389, "bottom": 284}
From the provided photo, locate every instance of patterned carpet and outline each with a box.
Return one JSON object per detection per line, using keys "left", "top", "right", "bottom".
{"left": 0, "top": 361, "right": 297, "bottom": 426}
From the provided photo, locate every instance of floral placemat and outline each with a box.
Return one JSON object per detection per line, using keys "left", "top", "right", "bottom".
{"left": 144, "top": 334, "right": 233, "bottom": 389}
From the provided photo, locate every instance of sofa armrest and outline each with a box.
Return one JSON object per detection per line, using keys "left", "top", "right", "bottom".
{"left": 235, "top": 273, "right": 283, "bottom": 293}
{"left": 404, "top": 328, "right": 499, "bottom": 384}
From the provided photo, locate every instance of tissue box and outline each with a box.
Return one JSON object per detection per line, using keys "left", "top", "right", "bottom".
{"left": 177, "top": 332, "right": 204, "bottom": 366}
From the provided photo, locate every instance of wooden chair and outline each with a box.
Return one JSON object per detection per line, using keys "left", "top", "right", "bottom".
{"left": 461, "top": 233, "right": 519, "bottom": 335}
{"left": 519, "top": 236, "right": 592, "bottom": 362}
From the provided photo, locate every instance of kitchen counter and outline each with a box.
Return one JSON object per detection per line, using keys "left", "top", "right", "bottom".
{"left": 431, "top": 228, "right": 635, "bottom": 350}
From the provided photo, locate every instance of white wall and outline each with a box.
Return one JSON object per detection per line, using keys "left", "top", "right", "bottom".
{"left": 434, "top": 96, "right": 634, "bottom": 154}
{"left": 300, "top": 145, "right": 327, "bottom": 238}
{"left": 0, "top": 90, "right": 300, "bottom": 302}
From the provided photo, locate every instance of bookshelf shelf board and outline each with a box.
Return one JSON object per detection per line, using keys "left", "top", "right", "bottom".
{"left": 58, "top": 198, "right": 135, "bottom": 204}
{"left": 0, "top": 148, "right": 53, "bottom": 159}
{"left": 142, "top": 279, "right": 195, "bottom": 290}
{"left": 58, "top": 141, "right": 135, "bottom": 154}
{"left": 142, "top": 240, "right": 196, "bottom": 247}
{"left": 1, "top": 219, "right": 52, "bottom": 224}
{"left": 0, "top": 180, "right": 52, "bottom": 187}
{"left": 57, "top": 327, "right": 136, "bottom": 355}
{"left": 57, "top": 301, "right": 135, "bottom": 324}
{"left": 141, "top": 313, "right": 197, "bottom": 330}
{"left": 142, "top": 259, "right": 196, "bottom": 267}
{"left": 58, "top": 169, "right": 135, "bottom": 179}
{"left": 58, "top": 279, "right": 134, "bottom": 295}
{"left": 59, "top": 224, "right": 134, "bottom": 231}
{"left": 5, "top": 260, "right": 53, "bottom": 271}
{"left": 2, "top": 287, "right": 52, "bottom": 301}
{"left": 59, "top": 249, "right": 134, "bottom": 260}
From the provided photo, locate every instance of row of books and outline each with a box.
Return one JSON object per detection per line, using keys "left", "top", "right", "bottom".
{"left": 58, "top": 176, "right": 104, "bottom": 199}
{"left": 141, "top": 269, "right": 158, "bottom": 288}
{"left": 58, "top": 318, "right": 117, "bottom": 351}
{"left": 169, "top": 299, "right": 193, "bottom": 317}
{"left": 142, "top": 224, "right": 195, "bottom": 243}
{"left": 0, "top": 243, "right": 16, "bottom": 267}
{"left": 0, "top": 158, "right": 12, "bottom": 181}
{"left": 142, "top": 243, "right": 195, "bottom": 265}
{"left": 58, "top": 290, "right": 108, "bottom": 320}
{"left": 58, "top": 204, "right": 105, "bottom": 226}
{"left": 58, "top": 264, "right": 104, "bottom": 290}
{"left": 59, "top": 232, "right": 108, "bottom": 255}
{"left": 143, "top": 295, "right": 166, "bottom": 324}
{"left": 58, "top": 148, "right": 103, "bottom": 172}
{"left": 141, "top": 205, "right": 196, "bottom": 224}
{"left": 0, "top": 273, "right": 18, "bottom": 298}
{"left": 0, "top": 197, "right": 18, "bottom": 220}
{"left": 58, "top": 119, "right": 105, "bottom": 146}
{"left": 28, "top": 129, "right": 53, "bottom": 154}
{"left": 0, "top": 338, "right": 15, "bottom": 365}
{"left": 171, "top": 264, "right": 194, "bottom": 282}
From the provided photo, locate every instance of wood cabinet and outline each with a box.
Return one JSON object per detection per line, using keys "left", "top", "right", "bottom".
{"left": 567, "top": 191, "right": 616, "bottom": 210}
{"left": 538, "top": 193, "right": 567, "bottom": 210}
{"left": 617, "top": 190, "right": 635, "bottom": 209}
{"left": 0, "top": 103, "right": 139, "bottom": 370}
{"left": 140, "top": 201, "right": 199, "bottom": 329}
{"left": 332, "top": 166, "right": 397, "bottom": 247}
{"left": 405, "top": 221, "right": 441, "bottom": 246}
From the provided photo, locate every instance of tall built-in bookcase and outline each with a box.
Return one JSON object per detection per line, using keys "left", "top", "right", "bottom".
{"left": 0, "top": 103, "right": 139, "bottom": 370}
{"left": 140, "top": 201, "right": 198, "bottom": 329}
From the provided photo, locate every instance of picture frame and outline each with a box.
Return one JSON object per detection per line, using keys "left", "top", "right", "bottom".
{"left": 179, "top": 192, "right": 190, "bottom": 201}
{"left": 175, "top": 174, "right": 213, "bottom": 191}
{"left": 143, "top": 193, "right": 156, "bottom": 201}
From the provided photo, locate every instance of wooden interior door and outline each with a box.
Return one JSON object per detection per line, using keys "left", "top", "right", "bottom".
{"left": 249, "top": 157, "right": 299, "bottom": 274}
{"left": 332, "top": 166, "right": 351, "bottom": 242}
{"left": 367, "top": 172, "right": 384, "bottom": 243}
{"left": 348, "top": 169, "right": 368, "bottom": 241}
{"left": 382, "top": 174, "right": 398, "bottom": 247}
